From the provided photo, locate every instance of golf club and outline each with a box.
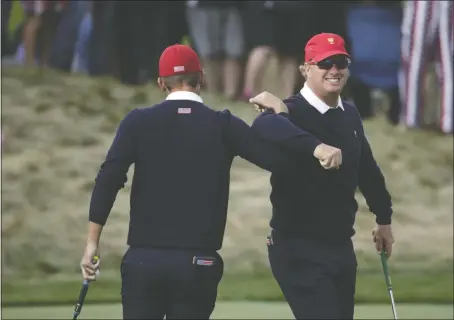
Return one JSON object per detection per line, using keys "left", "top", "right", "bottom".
{"left": 380, "top": 249, "right": 398, "bottom": 320}
{"left": 73, "top": 255, "right": 99, "bottom": 320}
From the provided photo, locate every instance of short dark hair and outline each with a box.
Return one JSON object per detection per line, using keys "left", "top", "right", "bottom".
{"left": 161, "top": 72, "right": 201, "bottom": 90}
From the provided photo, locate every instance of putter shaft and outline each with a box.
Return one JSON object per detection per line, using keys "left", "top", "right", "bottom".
{"left": 381, "top": 250, "right": 398, "bottom": 320}
{"left": 388, "top": 286, "right": 398, "bottom": 319}
{"left": 73, "top": 280, "right": 89, "bottom": 319}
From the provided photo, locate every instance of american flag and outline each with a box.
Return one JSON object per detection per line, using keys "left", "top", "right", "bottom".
{"left": 197, "top": 259, "right": 214, "bottom": 266}
{"left": 193, "top": 256, "right": 215, "bottom": 266}
{"left": 178, "top": 108, "right": 191, "bottom": 114}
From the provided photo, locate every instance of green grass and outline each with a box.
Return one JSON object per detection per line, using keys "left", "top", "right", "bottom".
{"left": 2, "top": 302, "right": 453, "bottom": 319}
{"left": 2, "top": 270, "right": 453, "bottom": 306}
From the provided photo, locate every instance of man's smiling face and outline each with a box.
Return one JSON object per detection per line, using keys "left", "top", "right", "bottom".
{"left": 305, "top": 55, "right": 350, "bottom": 95}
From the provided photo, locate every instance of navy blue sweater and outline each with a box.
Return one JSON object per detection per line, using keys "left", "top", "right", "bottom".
{"left": 251, "top": 94, "right": 393, "bottom": 242}
{"left": 88, "top": 99, "right": 321, "bottom": 250}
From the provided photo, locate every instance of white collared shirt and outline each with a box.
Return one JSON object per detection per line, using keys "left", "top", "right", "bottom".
{"left": 166, "top": 91, "right": 204, "bottom": 103}
{"left": 300, "top": 83, "right": 344, "bottom": 114}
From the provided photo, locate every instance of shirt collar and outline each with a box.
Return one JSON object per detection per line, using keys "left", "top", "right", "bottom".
{"left": 166, "top": 91, "right": 203, "bottom": 103}
{"left": 300, "top": 83, "right": 344, "bottom": 114}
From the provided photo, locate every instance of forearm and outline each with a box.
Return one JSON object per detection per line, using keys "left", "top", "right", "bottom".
{"left": 222, "top": 110, "right": 299, "bottom": 173}
{"left": 360, "top": 172, "right": 393, "bottom": 224}
{"left": 251, "top": 112, "right": 321, "bottom": 158}
{"left": 359, "top": 139, "right": 393, "bottom": 224}
{"left": 86, "top": 221, "right": 103, "bottom": 245}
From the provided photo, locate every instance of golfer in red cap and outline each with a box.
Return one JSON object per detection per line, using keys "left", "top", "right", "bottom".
{"left": 80, "top": 43, "right": 343, "bottom": 319}
{"left": 249, "top": 33, "right": 395, "bottom": 319}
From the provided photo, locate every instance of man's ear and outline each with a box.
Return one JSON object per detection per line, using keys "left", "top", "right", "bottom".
{"left": 157, "top": 77, "right": 166, "bottom": 92}
{"left": 298, "top": 65, "right": 305, "bottom": 77}
{"left": 199, "top": 71, "right": 205, "bottom": 87}
{"left": 301, "top": 63, "right": 311, "bottom": 79}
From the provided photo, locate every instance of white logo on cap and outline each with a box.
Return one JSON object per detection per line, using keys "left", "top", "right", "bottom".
{"left": 174, "top": 66, "right": 185, "bottom": 72}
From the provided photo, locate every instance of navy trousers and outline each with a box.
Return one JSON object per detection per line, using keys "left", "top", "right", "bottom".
{"left": 121, "top": 247, "right": 224, "bottom": 319}
{"left": 267, "top": 229, "right": 357, "bottom": 319}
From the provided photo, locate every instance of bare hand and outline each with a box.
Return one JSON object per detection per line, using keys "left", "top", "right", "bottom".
{"left": 313, "top": 143, "right": 342, "bottom": 169}
{"left": 249, "top": 91, "right": 288, "bottom": 114}
{"left": 372, "top": 224, "right": 394, "bottom": 258}
{"left": 80, "top": 242, "right": 100, "bottom": 281}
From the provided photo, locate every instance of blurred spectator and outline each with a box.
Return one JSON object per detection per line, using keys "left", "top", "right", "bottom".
{"left": 21, "top": 0, "right": 68, "bottom": 67}
{"left": 4, "top": 0, "right": 449, "bottom": 130}
{"left": 71, "top": 3, "right": 92, "bottom": 74}
{"left": 400, "top": 0, "right": 453, "bottom": 134}
{"left": 147, "top": 1, "right": 188, "bottom": 82}
{"left": 114, "top": 1, "right": 151, "bottom": 84}
{"left": 240, "top": 1, "right": 309, "bottom": 100}
{"left": 87, "top": 1, "right": 115, "bottom": 76}
{"left": 2, "top": 0, "right": 13, "bottom": 57}
{"left": 50, "top": 0, "right": 90, "bottom": 72}
{"left": 345, "top": 0, "right": 403, "bottom": 124}
{"left": 186, "top": 1, "right": 245, "bottom": 99}
{"left": 114, "top": 1, "right": 187, "bottom": 85}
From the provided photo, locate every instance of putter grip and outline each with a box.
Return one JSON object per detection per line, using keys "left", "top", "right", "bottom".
{"left": 74, "top": 281, "right": 89, "bottom": 311}
{"left": 380, "top": 250, "right": 392, "bottom": 288}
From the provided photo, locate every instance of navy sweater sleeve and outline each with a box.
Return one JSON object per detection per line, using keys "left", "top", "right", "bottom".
{"left": 89, "top": 109, "right": 139, "bottom": 225}
{"left": 358, "top": 132, "right": 393, "bottom": 225}
{"left": 220, "top": 109, "right": 303, "bottom": 173}
{"left": 251, "top": 111, "right": 322, "bottom": 158}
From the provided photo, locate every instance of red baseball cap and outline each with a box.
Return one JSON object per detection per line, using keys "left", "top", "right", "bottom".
{"left": 159, "top": 44, "right": 202, "bottom": 77}
{"left": 305, "top": 33, "right": 350, "bottom": 63}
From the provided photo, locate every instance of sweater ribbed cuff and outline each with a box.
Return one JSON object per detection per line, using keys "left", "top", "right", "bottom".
{"left": 376, "top": 214, "right": 392, "bottom": 225}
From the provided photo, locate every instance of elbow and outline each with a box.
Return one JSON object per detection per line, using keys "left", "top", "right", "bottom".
{"left": 95, "top": 161, "right": 129, "bottom": 189}
{"left": 252, "top": 113, "right": 283, "bottom": 142}
{"left": 95, "top": 173, "right": 128, "bottom": 190}
{"left": 251, "top": 116, "right": 268, "bottom": 135}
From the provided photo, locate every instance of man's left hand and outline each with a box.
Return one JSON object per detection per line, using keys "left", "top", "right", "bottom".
{"left": 249, "top": 91, "right": 288, "bottom": 114}
{"left": 372, "top": 224, "right": 394, "bottom": 258}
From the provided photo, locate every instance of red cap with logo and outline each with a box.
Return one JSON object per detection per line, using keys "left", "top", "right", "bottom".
{"left": 159, "top": 44, "right": 202, "bottom": 77}
{"left": 305, "top": 33, "right": 350, "bottom": 63}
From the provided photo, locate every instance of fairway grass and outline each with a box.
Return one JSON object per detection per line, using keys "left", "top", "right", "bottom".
{"left": 2, "top": 302, "right": 453, "bottom": 319}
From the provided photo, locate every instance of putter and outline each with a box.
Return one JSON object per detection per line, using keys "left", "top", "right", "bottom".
{"left": 73, "top": 256, "right": 99, "bottom": 320}
{"left": 380, "top": 249, "right": 398, "bottom": 320}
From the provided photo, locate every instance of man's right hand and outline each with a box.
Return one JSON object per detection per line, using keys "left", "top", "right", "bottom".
{"left": 80, "top": 241, "right": 100, "bottom": 281}
{"left": 313, "top": 143, "right": 342, "bottom": 169}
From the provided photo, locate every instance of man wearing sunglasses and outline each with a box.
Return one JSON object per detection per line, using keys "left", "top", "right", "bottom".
{"left": 249, "top": 33, "right": 394, "bottom": 319}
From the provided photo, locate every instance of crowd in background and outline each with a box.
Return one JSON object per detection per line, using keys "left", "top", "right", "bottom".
{"left": 2, "top": 0, "right": 453, "bottom": 135}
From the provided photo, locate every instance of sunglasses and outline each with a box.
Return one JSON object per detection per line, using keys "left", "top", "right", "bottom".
{"left": 313, "top": 56, "right": 351, "bottom": 70}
